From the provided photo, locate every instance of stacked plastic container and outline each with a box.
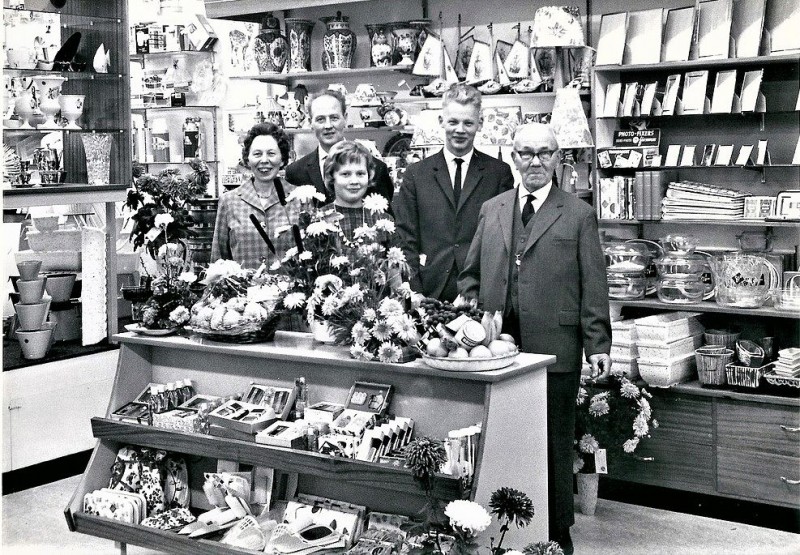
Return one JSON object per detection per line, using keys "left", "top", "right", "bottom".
{"left": 610, "top": 319, "right": 640, "bottom": 379}
{"left": 634, "top": 312, "right": 704, "bottom": 387}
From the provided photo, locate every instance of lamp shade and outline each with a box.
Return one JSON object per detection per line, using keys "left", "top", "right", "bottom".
{"left": 530, "top": 6, "right": 586, "bottom": 48}
{"left": 551, "top": 85, "right": 594, "bottom": 148}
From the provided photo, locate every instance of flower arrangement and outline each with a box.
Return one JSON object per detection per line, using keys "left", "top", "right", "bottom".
{"left": 125, "top": 159, "right": 210, "bottom": 258}
{"left": 139, "top": 219, "right": 199, "bottom": 330}
{"left": 574, "top": 370, "right": 658, "bottom": 474}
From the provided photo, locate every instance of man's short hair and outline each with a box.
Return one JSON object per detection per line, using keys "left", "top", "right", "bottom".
{"left": 307, "top": 89, "right": 347, "bottom": 119}
{"left": 442, "top": 82, "right": 482, "bottom": 112}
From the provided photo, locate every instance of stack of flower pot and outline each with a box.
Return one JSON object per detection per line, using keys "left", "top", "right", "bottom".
{"left": 13, "top": 260, "right": 56, "bottom": 359}
{"left": 186, "top": 196, "right": 218, "bottom": 271}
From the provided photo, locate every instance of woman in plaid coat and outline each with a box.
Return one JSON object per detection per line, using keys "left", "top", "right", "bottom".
{"left": 212, "top": 123, "right": 301, "bottom": 269}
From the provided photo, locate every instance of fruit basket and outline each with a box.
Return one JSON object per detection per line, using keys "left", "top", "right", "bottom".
{"left": 186, "top": 311, "right": 282, "bottom": 344}
{"left": 421, "top": 350, "right": 519, "bottom": 372}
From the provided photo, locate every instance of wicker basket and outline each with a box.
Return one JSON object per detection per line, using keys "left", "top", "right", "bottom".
{"left": 187, "top": 312, "right": 282, "bottom": 344}
{"left": 725, "top": 362, "right": 773, "bottom": 389}
{"left": 704, "top": 329, "right": 741, "bottom": 351}
{"left": 695, "top": 348, "right": 734, "bottom": 386}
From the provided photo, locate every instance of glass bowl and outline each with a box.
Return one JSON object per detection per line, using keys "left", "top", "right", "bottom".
{"left": 653, "top": 254, "right": 707, "bottom": 277}
{"left": 660, "top": 234, "right": 698, "bottom": 255}
{"left": 657, "top": 275, "right": 705, "bottom": 304}
{"left": 604, "top": 243, "right": 650, "bottom": 272}
{"left": 607, "top": 269, "right": 646, "bottom": 300}
{"left": 773, "top": 288, "right": 800, "bottom": 311}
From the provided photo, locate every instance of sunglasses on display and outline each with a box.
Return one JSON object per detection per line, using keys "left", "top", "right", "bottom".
{"left": 514, "top": 149, "right": 557, "bottom": 162}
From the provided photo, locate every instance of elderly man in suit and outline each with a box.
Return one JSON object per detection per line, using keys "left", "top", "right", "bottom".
{"left": 393, "top": 83, "right": 514, "bottom": 301}
{"left": 284, "top": 89, "right": 395, "bottom": 206}
{"left": 458, "top": 123, "right": 612, "bottom": 555}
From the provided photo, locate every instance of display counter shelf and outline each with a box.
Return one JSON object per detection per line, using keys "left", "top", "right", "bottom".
{"left": 66, "top": 331, "right": 554, "bottom": 552}
{"left": 3, "top": 183, "right": 129, "bottom": 209}
{"left": 610, "top": 299, "right": 800, "bottom": 319}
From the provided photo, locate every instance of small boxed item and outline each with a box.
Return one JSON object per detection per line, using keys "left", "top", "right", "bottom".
{"left": 345, "top": 381, "right": 393, "bottom": 416}
{"left": 305, "top": 402, "right": 345, "bottom": 424}
{"left": 186, "top": 14, "right": 218, "bottom": 51}
{"left": 153, "top": 409, "right": 203, "bottom": 433}
{"left": 178, "top": 394, "right": 224, "bottom": 410}
{"left": 133, "top": 383, "right": 162, "bottom": 404}
{"left": 208, "top": 400, "right": 278, "bottom": 434}
{"left": 638, "top": 352, "right": 696, "bottom": 388}
{"left": 319, "top": 434, "right": 360, "bottom": 458}
{"left": 331, "top": 409, "right": 376, "bottom": 437}
{"left": 637, "top": 334, "right": 703, "bottom": 360}
{"left": 111, "top": 401, "right": 150, "bottom": 425}
{"left": 255, "top": 421, "right": 305, "bottom": 449}
{"left": 243, "top": 384, "right": 296, "bottom": 420}
{"left": 634, "top": 312, "right": 704, "bottom": 343}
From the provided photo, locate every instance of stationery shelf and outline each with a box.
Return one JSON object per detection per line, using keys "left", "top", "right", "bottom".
{"left": 130, "top": 106, "right": 219, "bottom": 112}
{"left": 594, "top": 53, "right": 800, "bottom": 74}
{"left": 2, "top": 183, "right": 129, "bottom": 209}
{"left": 395, "top": 90, "right": 591, "bottom": 106}
{"left": 90, "top": 417, "right": 465, "bottom": 499}
{"left": 598, "top": 164, "right": 800, "bottom": 171}
{"left": 228, "top": 65, "right": 417, "bottom": 84}
{"left": 597, "top": 110, "right": 799, "bottom": 121}
{"left": 610, "top": 299, "right": 800, "bottom": 319}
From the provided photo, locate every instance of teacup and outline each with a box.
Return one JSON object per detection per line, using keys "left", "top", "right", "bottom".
{"left": 17, "top": 277, "right": 47, "bottom": 304}
{"left": 17, "top": 260, "right": 42, "bottom": 281}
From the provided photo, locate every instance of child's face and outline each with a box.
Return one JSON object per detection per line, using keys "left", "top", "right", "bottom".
{"left": 333, "top": 161, "right": 369, "bottom": 207}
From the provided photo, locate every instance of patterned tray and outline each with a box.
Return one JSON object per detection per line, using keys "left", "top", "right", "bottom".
{"left": 764, "top": 371, "right": 800, "bottom": 388}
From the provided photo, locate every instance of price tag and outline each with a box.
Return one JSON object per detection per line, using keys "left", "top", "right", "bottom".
{"left": 595, "top": 449, "right": 608, "bottom": 474}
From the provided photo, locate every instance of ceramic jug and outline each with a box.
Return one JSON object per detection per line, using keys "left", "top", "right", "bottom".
{"left": 710, "top": 252, "right": 779, "bottom": 308}
{"left": 320, "top": 11, "right": 356, "bottom": 70}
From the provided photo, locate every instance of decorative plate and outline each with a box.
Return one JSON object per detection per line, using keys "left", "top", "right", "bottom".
{"left": 125, "top": 323, "right": 177, "bottom": 336}
{"left": 421, "top": 350, "right": 519, "bottom": 372}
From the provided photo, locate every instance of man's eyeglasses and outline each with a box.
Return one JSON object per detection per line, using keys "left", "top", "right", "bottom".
{"left": 514, "top": 149, "right": 557, "bottom": 162}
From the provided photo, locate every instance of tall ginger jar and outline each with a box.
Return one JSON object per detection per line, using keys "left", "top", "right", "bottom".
{"left": 320, "top": 11, "right": 356, "bottom": 70}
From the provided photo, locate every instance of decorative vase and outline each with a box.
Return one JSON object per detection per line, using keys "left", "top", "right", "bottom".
{"left": 31, "top": 75, "right": 65, "bottom": 128}
{"left": 365, "top": 23, "right": 393, "bottom": 67}
{"left": 576, "top": 472, "right": 599, "bottom": 516}
{"left": 254, "top": 12, "right": 288, "bottom": 75}
{"left": 408, "top": 19, "right": 431, "bottom": 58}
{"left": 390, "top": 23, "right": 420, "bottom": 67}
{"left": 14, "top": 90, "right": 37, "bottom": 129}
{"left": 285, "top": 18, "right": 314, "bottom": 72}
{"left": 311, "top": 319, "right": 336, "bottom": 344}
{"left": 320, "top": 11, "right": 356, "bottom": 70}
{"left": 81, "top": 133, "right": 113, "bottom": 185}
{"left": 59, "top": 94, "right": 85, "bottom": 129}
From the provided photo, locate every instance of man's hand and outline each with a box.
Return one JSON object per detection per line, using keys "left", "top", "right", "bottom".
{"left": 588, "top": 353, "right": 612, "bottom": 379}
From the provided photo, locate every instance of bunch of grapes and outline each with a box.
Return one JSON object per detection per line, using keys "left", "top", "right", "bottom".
{"left": 418, "top": 298, "right": 482, "bottom": 328}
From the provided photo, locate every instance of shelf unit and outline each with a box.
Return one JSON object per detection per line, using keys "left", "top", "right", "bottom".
{"left": 610, "top": 299, "right": 800, "bottom": 319}
{"left": 599, "top": 219, "right": 800, "bottom": 228}
{"left": 66, "top": 332, "right": 554, "bottom": 552}
{"left": 228, "top": 65, "right": 416, "bottom": 84}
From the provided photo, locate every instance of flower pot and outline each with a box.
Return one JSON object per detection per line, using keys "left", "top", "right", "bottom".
{"left": 311, "top": 320, "right": 336, "bottom": 343}
{"left": 14, "top": 300, "right": 50, "bottom": 331}
{"left": 44, "top": 272, "right": 77, "bottom": 303}
{"left": 17, "top": 277, "right": 47, "bottom": 304}
{"left": 16, "top": 327, "right": 54, "bottom": 360}
{"left": 17, "top": 260, "right": 41, "bottom": 281}
{"left": 576, "top": 472, "right": 599, "bottom": 516}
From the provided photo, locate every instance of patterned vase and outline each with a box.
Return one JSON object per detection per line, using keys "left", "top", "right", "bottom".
{"left": 285, "top": 18, "right": 314, "bottom": 72}
{"left": 254, "top": 12, "right": 288, "bottom": 74}
{"left": 81, "top": 133, "right": 113, "bottom": 185}
{"left": 408, "top": 19, "right": 431, "bottom": 59}
{"left": 320, "top": 11, "right": 356, "bottom": 70}
{"left": 390, "top": 23, "right": 420, "bottom": 67}
{"left": 365, "top": 23, "right": 393, "bottom": 67}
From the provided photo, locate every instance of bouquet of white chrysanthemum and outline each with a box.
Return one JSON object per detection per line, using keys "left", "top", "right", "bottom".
{"left": 574, "top": 370, "right": 658, "bottom": 473}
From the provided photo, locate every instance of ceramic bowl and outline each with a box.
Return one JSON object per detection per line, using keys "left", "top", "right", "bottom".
{"left": 44, "top": 272, "right": 76, "bottom": 302}
{"left": 16, "top": 327, "right": 54, "bottom": 360}
{"left": 17, "top": 260, "right": 41, "bottom": 281}
{"left": 36, "top": 60, "right": 55, "bottom": 71}
{"left": 17, "top": 277, "right": 47, "bottom": 304}
{"left": 14, "top": 300, "right": 50, "bottom": 331}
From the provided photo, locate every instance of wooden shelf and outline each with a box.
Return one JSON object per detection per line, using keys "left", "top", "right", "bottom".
{"left": 598, "top": 164, "right": 800, "bottom": 171}
{"left": 396, "top": 90, "right": 591, "bottom": 106}
{"left": 91, "top": 417, "right": 465, "bottom": 500}
{"left": 130, "top": 51, "right": 213, "bottom": 61}
{"left": 669, "top": 381, "right": 800, "bottom": 408}
{"left": 130, "top": 106, "right": 219, "bottom": 112}
{"left": 285, "top": 126, "right": 413, "bottom": 136}
{"left": 594, "top": 53, "right": 800, "bottom": 74}
{"left": 3, "top": 128, "right": 126, "bottom": 136}
{"left": 1, "top": 68, "right": 122, "bottom": 80}
{"left": 597, "top": 111, "right": 798, "bottom": 121}
{"left": 610, "top": 298, "right": 800, "bottom": 319}
{"left": 3, "top": 183, "right": 129, "bottom": 209}
{"left": 598, "top": 219, "right": 800, "bottom": 228}
{"left": 206, "top": 0, "right": 375, "bottom": 17}
{"left": 229, "top": 65, "right": 420, "bottom": 84}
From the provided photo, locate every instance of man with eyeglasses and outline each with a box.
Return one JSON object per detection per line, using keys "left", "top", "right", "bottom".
{"left": 393, "top": 83, "right": 514, "bottom": 301}
{"left": 285, "top": 89, "right": 394, "bottom": 207}
{"left": 459, "top": 123, "right": 611, "bottom": 555}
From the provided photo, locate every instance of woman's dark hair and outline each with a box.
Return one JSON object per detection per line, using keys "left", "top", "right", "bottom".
{"left": 241, "top": 122, "right": 291, "bottom": 167}
{"left": 322, "top": 141, "right": 376, "bottom": 197}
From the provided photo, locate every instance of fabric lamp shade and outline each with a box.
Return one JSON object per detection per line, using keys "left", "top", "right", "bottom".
{"left": 551, "top": 85, "right": 593, "bottom": 149}
{"left": 530, "top": 6, "right": 586, "bottom": 48}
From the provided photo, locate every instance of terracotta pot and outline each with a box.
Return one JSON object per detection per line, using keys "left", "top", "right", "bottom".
{"left": 576, "top": 472, "right": 599, "bottom": 516}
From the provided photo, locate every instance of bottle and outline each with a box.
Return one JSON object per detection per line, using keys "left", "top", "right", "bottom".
{"left": 183, "top": 116, "right": 202, "bottom": 160}
{"left": 155, "top": 384, "right": 168, "bottom": 414}
{"left": 294, "top": 377, "right": 307, "bottom": 420}
{"left": 166, "top": 382, "right": 180, "bottom": 410}
{"left": 146, "top": 385, "right": 160, "bottom": 424}
{"left": 180, "top": 379, "right": 195, "bottom": 403}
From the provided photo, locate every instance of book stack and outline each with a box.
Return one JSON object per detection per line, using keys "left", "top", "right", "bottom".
{"left": 661, "top": 181, "right": 750, "bottom": 221}
{"left": 598, "top": 171, "right": 673, "bottom": 221}
{"left": 773, "top": 348, "right": 800, "bottom": 379}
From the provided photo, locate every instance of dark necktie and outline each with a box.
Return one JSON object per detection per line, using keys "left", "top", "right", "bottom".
{"left": 453, "top": 158, "right": 464, "bottom": 206}
{"left": 521, "top": 193, "right": 536, "bottom": 226}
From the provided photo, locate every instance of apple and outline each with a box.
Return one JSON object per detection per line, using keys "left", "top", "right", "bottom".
{"left": 498, "top": 333, "right": 516, "bottom": 345}
{"left": 488, "top": 340, "right": 511, "bottom": 356}
{"left": 469, "top": 345, "right": 492, "bottom": 358}
{"left": 427, "top": 338, "right": 449, "bottom": 358}
{"left": 448, "top": 347, "right": 470, "bottom": 359}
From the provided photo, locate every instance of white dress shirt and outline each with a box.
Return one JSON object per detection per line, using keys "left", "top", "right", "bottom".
{"left": 442, "top": 148, "right": 474, "bottom": 189}
{"left": 518, "top": 181, "right": 553, "bottom": 215}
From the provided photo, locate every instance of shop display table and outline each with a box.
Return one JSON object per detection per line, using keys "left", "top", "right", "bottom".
{"left": 65, "top": 331, "right": 554, "bottom": 554}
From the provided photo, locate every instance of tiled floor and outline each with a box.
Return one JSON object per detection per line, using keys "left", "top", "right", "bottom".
{"left": 2, "top": 475, "right": 799, "bottom": 554}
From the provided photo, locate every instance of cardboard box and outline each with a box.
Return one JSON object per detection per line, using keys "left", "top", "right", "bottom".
{"left": 177, "top": 394, "right": 224, "bottom": 411}
{"left": 255, "top": 421, "right": 305, "bottom": 449}
{"left": 153, "top": 409, "right": 202, "bottom": 433}
{"left": 243, "top": 384, "right": 296, "bottom": 420}
{"left": 331, "top": 409, "right": 376, "bottom": 437}
{"left": 305, "top": 402, "right": 345, "bottom": 424}
{"left": 186, "top": 14, "right": 218, "bottom": 52}
{"left": 208, "top": 400, "right": 278, "bottom": 434}
{"left": 209, "top": 424, "right": 257, "bottom": 443}
{"left": 318, "top": 434, "right": 360, "bottom": 458}
{"left": 111, "top": 401, "right": 150, "bottom": 425}
{"left": 344, "top": 381, "right": 393, "bottom": 416}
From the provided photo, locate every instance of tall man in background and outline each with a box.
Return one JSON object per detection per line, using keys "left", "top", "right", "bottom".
{"left": 393, "top": 83, "right": 514, "bottom": 301}
{"left": 285, "top": 89, "right": 394, "bottom": 206}
{"left": 459, "top": 123, "right": 612, "bottom": 555}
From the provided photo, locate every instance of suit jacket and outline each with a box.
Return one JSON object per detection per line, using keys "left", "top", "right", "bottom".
{"left": 284, "top": 147, "right": 395, "bottom": 208}
{"left": 393, "top": 149, "right": 514, "bottom": 299}
{"left": 458, "top": 186, "right": 611, "bottom": 373}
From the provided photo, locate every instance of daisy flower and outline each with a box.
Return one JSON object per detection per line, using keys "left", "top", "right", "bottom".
{"left": 342, "top": 284, "right": 364, "bottom": 303}
{"left": 620, "top": 381, "right": 640, "bottom": 399}
{"left": 351, "top": 321, "right": 371, "bottom": 345}
{"left": 282, "top": 247, "right": 299, "bottom": 262}
{"left": 321, "top": 295, "right": 339, "bottom": 316}
{"left": 374, "top": 218, "right": 395, "bottom": 233}
{"left": 154, "top": 213, "right": 174, "bottom": 228}
{"left": 306, "top": 221, "right": 337, "bottom": 236}
{"left": 578, "top": 433, "right": 599, "bottom": 454}
{"left": 314, "top": 274, "right": 343, "bottom": 291}
{"left": 269, "top": 260, "right": 282, "bottom": 271}
{"left": 169, "top": 306, "right": 190, "bottom": 325}
{"left": 378, "top": 297, "right": 403, "bottom": 317}
{"left": 363, "top": 193, "right": 389, "bottom": 214}
{"left": 282, "top": 292, "right": 306, "bottom": 309}
{"left": 573, "top": 451, "right": 585, "bottom": 473}
{"left": 350, "top": 344, "right": 374, "bottom": 361}
{"left": 371, "top": 319, "right": 393, "bottom": 341}
{"left": 633, "top": 413, "right": 650, "bottom": 437}
{"left": 349, "top": 268, "right": 363, "bottom": 277}
{"left": 330, "top": 255, "right": 349, "bottom": 268}
{"left": 353, "top": 225, "right": 377, "bottom": 241}
{"left": 178, "top": 271, "right": 197, "bottom": 283}
{"left": 588, "top": 397, "right": 610, "bottom": 417}
{"left": 362, "top": 308, "right": 377, "bottom": 322}
{"left": 377, "top": 341, "right": 401, "bottom": 363}
{"left": 386, "top": 247, "right": 406, "bottom": 265}
{"left": 623, "top": 438, "right": 640, "bottom": 453}
{"left": 638, "top": 397, "right": 652, "bottom": 419}
{"left": 392, "top": 314, "right": 419, "bottom": 344}
{"left": 396, "top": 281, "right": 413, "bottom": 299}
